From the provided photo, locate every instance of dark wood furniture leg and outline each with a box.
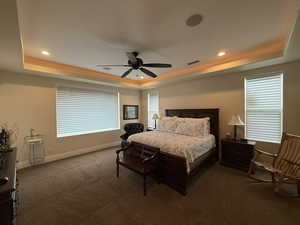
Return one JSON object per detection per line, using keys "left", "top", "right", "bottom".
{"left": 116, "top": 161, "right": 119, "bottom": 178}
{"left": 116, "top": 153, "right": 120, "bottom": 178}
{"left": 143, "top": 175, "right": 147, "bottom": 196}
{"left": 157, "top": 174, "right": 161, "bottom": 184}
{"left": 298, "top": 181, "right": 300, "bottom": 196}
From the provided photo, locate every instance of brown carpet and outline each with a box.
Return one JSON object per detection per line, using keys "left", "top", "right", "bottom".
{"left": 18, "top": 147, "right": 300, "bottom": 225}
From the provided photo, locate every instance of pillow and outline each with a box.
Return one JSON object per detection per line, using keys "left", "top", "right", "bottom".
{"left": 157, "top": 117, "right": 178, "bottom": 132}
{"left": 175, "top": 117, "right": 210, "bottom": 137}
{"left": 185, "top": 117, "right": 210, "bottom": 136}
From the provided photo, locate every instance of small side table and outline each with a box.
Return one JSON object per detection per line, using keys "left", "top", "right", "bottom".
{"left": 221, "top": 139, "right": 255, "bottom": 172}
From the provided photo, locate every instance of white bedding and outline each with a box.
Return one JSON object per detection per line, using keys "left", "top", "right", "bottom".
{"left": 128, "top": 131, "right": 215, "bottom": 172}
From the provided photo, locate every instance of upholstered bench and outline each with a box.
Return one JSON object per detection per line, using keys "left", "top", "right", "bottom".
{"left": 116, "top": 141, "right": 160, "bottom": 195}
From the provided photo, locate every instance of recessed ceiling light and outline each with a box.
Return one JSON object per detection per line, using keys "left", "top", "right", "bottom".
{"left": 218, "top": 51, "right": 226, "bottom": 57}
{"left": 186, "top": 14, "right": 203, "bottom": 27}
{"left": 41, "top": 50, "right": 50, "bottom": 56}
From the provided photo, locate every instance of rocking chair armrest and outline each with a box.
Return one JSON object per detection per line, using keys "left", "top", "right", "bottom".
{"left": 142, "top": 152, "right": 159, "bottom": 164}
{"left": 280, "top": 158, "right": 300, "bottom": 167}
{"left": 254, "top": 147, "right": 277, "bottom": 158}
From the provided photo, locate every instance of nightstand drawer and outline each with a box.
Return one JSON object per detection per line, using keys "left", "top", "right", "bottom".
{"left": 222, "top": 144, "right": 252, "bottom": 158}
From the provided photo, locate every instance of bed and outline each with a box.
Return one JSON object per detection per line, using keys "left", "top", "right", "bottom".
{"left": 129, "top": 131, "right": 216, "bottom": 173}
{"left": 128, "top": 108, "right": 219, "bottom": 195}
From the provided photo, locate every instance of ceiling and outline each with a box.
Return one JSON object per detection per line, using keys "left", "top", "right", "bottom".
{"left": 1, "top": 0, "right": 300, "bottom": 89}
{"left": 0, "top": 0, "right": 23, "bottom": 72}
{"left": 17, "top": 0, "right": 299, "bottom": 82}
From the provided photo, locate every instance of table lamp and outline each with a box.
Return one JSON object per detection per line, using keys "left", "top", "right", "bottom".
{"left": 228, "top": 114, "right": 245, "bottom": 140}
{"left": 152, "top": 113, "right": 160, "bottom": 129}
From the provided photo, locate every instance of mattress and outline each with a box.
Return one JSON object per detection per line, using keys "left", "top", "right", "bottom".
{"left": 128, "top": 131, "right": 215, "bottom": 172}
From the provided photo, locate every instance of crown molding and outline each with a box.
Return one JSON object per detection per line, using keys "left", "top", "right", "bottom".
{"left": 23, "top": 38, "right": 286, "bottom": 89}
{"left": 141, "top": 38, "right": 286, "bottom": 87}
{"left": 23, "top": 56, "right": 142, "bottom": 88}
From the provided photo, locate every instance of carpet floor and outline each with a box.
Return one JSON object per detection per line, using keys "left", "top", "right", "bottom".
{"left": 17, "top": 147, "right": 300, "bottom": 225}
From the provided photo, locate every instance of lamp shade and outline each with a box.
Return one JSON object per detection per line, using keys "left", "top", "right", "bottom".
{"left": 228, "top": 114, "right": 245, "bottom": 126}
{"left": 152, "top": 113, "right": 160, "bottom": 120}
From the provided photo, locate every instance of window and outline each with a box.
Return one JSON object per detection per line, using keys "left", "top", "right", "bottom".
{"left": 148, "top": 92, "right": 159, "bottom": 128}
{"left": 245, "top": 73, "right": 283, "bottom": 143}
{"left": 56, "top": 86, "right": 120, "bottom": 137}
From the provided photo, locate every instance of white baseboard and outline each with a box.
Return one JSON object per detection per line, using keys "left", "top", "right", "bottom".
{"left": 17, "top": 141, "right": 121, "bottom": 170}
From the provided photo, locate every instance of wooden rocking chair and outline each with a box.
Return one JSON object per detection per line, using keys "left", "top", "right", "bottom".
{"left": 248, "top": 133, "right": 300, "bottom": 197}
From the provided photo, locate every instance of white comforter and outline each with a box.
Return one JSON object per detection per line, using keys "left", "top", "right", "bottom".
{"left": 128, "top": 131, "right": 215, "bottom": 172}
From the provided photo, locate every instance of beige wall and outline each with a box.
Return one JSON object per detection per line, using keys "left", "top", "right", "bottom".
{"left": 142, "top": 60, "right": 300, "bottom": 153}
{"left": 0, "top": 70, "right": 141, "bottom": 167}
{"left": 1, "top": 60, "right": 299, "bottom": 167}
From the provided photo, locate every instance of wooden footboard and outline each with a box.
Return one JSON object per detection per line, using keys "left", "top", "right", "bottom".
{"left": 159, "top": 148, "right": 217, "bottom": 195}
{"left": 159, "top": 151, "right": 188, "bottom": 195}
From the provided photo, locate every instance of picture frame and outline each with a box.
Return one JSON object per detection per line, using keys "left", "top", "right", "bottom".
{"left": 123, "top": 105, "right": 139, "bottom": 120}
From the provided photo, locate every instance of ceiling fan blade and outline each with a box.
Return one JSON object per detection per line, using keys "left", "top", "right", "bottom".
{"left": 126, "top": 52, "right": 137, "bottom": 64}
{"left": 96, "top": 64, "right": 130, "bottom": 67}
{"left": 140, "top": 67, "right": 157, "bottom": 78}
{"left": 121, "top": 68, "right": 133, "bottom": 78}
{"left": 142, "top": 63, "right": 172, "bottom": 68}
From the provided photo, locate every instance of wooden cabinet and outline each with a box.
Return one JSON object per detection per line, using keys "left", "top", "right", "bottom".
{"left": 0, "top": 149, "right": 17, "bottom": 225}
{"left": 221, "top": 139, "right": 255, "bottom": 172}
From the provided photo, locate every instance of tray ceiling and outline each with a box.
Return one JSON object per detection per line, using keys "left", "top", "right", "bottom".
{"left": 17, "top": 0, "right": 299, "bottom": 85}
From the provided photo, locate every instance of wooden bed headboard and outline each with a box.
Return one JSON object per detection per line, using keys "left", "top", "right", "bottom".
{"left": 165, "top": 108, "right": 219, "bottom": 149}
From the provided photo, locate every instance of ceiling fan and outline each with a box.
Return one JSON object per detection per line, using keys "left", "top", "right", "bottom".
{"left": 96, "top": 52, "right": 172, "bottom": 78}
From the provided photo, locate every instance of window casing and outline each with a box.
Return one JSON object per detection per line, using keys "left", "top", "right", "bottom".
{"left": 56, "top": 86, "right": 120, "bottom": 138}
{"left": 245, "top": 73, "right": 283, "bottom": 143}
{"left": 148, "top": 92, "right": 159, "bottom": 128}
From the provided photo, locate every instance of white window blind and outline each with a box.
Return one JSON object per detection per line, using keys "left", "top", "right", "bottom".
{"left": 245, "top": 74, "right": 283, "bottom": 143}
{"left": 148, "top": 92, "right": 159, "bottom": 128}
{"left": 56, "top": 86, "right": 120, "bottom": 137}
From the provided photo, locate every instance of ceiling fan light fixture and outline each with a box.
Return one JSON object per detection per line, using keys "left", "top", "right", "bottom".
{"left": 136, "top": 74, "right": 144, "bottom": 79}
{"left": 100, "top": 52, "right": 171, "bottom": 79}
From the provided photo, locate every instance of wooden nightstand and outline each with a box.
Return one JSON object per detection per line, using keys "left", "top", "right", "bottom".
{"left": 221, "top": 139, "right": 255, "bottom": 172}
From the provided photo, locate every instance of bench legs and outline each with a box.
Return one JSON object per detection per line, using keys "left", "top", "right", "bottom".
{"left": 117, "top": 163, "right": 148, "bottom": 196}
{"left": 143, "top": 175, "right": 147, "bottom": 196}
{"left": 116, "top": 161, "right": 119, "bottom": 178}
